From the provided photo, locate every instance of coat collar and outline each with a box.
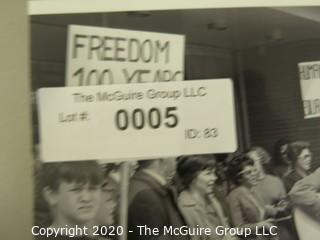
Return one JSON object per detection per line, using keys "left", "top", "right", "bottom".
{"left": 179, "top": 190, "right": 198, "bottom": 207}
{"left": 132, "top": 170, "right": 168, "bottom": 197}
{"left": 142, "top": 169, "right": 167, "bottom": 186}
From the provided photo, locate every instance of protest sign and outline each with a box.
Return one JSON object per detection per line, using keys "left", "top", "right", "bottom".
{"left": 66, "top": 25, "right": 185, "bottom": 86}
{"left": 298, "top": 61, "right": 320, "bottom": 118}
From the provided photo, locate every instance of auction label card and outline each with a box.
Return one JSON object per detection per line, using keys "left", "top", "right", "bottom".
{"left": 38, "top": 79, "right": 237, "bottom": 162}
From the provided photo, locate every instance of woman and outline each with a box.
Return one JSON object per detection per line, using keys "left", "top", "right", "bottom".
{"left": 283, "top": 141, "right": 312, "bottom": 192}
{"left": 247, "top": 146, "right": 287, "bottom": 208}
{"left": 247, "top": 147, "right": 298, "bottom": 240}
{"left": 177, "top": 155, "right": 234, "bottom": 240}
{"left": 227, "top": 155, "right": 277, "bottom": 240}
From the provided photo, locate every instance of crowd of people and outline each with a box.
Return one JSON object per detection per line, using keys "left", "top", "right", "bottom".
{"left": 34, "top": 139, "right": 319, "bottom": 240}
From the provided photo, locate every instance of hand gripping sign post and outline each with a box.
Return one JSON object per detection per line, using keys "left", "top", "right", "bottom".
{"left": 298, "top": 61, "right": 320, "bottom": 119}
{"left": 65, "top": 25, "right": 184, "bottom": 240}
{"left": 38, "top": 79, "right": 237, "bottom": 161}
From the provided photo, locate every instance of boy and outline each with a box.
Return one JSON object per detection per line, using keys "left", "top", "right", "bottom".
{"left": 36, "top": 160, "right": 103, "bottom": 239}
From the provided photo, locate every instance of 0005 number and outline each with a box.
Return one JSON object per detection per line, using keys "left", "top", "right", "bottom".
{"left": 115, "top": 107, "right": 178, "bottom": 130}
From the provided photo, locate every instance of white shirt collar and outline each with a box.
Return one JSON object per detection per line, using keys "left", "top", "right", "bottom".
{"left": 142, "top": 169, "right": 167, "bottom": 186}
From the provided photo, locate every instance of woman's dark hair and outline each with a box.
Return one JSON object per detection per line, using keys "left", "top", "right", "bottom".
{"left": 273, "top": 138, "right": 291, "bottom": 166}
{"left": 177, "top": 154, "right": 216, "bottom": 189}
{"left": 287, "top": 141, "right": 310, "bottom": 164}
{"left": 226, "top": 154, "right": 254, "bottom": 185}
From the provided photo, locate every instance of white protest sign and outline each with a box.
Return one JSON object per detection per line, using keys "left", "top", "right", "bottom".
{"left": 38, "top": 79, "right": 237, "bottom": 162}
{"left": 298, "top": 61, "right": 320, "bottom": 118}
{"left": 66, "top": 25, "right": 185, "bottom": 86}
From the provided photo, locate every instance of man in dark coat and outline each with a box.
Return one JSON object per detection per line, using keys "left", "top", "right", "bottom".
{"left": 128, "top": 158, "right": 189, "bottom": 240}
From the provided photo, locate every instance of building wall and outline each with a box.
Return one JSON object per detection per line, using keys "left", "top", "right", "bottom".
{"left": 243, "top": 40, "right": 320, "bottom": 168}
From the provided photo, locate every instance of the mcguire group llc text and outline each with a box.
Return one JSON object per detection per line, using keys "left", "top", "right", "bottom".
{"left": 131, "top": 225, "right": 278, "bottom": 238}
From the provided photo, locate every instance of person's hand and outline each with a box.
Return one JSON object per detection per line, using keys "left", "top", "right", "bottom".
{"left": 222, "top": 234, "right": 238, "bottom": 240}
{"left": 259, "top": 218, "right": 275, "bottom": 230}
{"left": 266, "top": 201, "right": 289, "bottom": 217}
{"left": 275, "top": 199, "right": 289, "bottom": 211}
{"left": 265, "top": 205, "right": 279, "bottom": 217}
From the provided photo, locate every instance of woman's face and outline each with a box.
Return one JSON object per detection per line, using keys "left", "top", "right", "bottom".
{"left": 247, "top": 151, "right": 264, "bottom": 179}
{"left": 193, "top": 168, "right": 217, "bottom": 194}
{"left": 95, "top": 177, "right": 117, "bottom": 226}
{"left": 296, "top": 148, "right": 312, "bottom": 172}
{"left": 240, "top": 165, "right": 258, "bottom": 187}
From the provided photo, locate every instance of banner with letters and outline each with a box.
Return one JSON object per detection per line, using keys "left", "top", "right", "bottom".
{"left": 298, "top": 61, "right": 320, "bottom": 119}
{"left": 66, "top": 25, "right": 185, "bottom": 86}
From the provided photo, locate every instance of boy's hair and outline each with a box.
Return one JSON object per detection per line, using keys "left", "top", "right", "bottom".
{"left": 41, "top": 160, "right": 103, "bottom": 191}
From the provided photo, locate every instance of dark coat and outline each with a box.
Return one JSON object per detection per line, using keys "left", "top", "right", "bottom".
{"left": 284, "top": 171, "right": 303, "bottom": 192}
{"left": 227, "top": 186, "right": 264, "bottom": 227}
{"left": 128, "top": 171, "right": 189, "bottom": 240}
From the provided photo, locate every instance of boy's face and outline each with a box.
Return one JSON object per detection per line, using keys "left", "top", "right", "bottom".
{"left": 50, "top": 181, "right": 101, "bottom": 225}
